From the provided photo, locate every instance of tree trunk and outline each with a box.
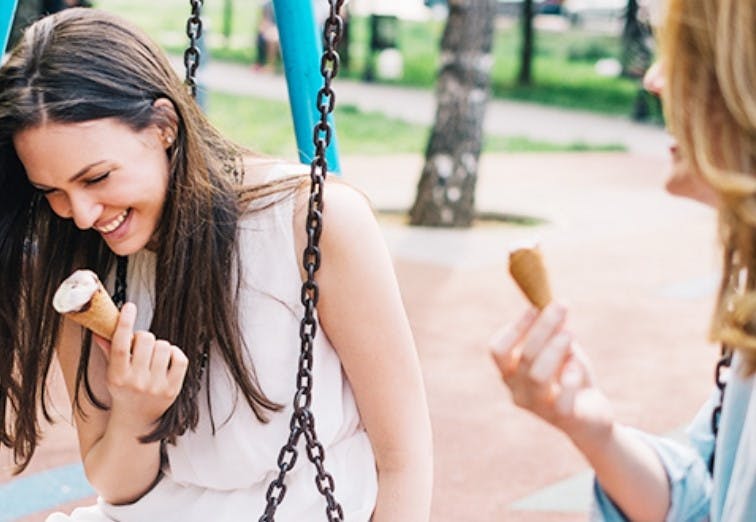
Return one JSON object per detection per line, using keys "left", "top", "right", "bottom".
{"left": 409, "top": 0, "right": 497, "bottom": 228}
{"left": 620, "top": 0, "right": 651, "bottom": 78}
{"left": 517, "top": 0, "right": 534, "bottom": 86}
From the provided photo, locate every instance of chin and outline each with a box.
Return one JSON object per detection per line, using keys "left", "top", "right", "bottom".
{"left": 103, "top": 237, "right": 149, "bottom": 257}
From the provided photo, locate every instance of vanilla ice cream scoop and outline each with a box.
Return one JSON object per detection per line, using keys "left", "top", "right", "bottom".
{"left": 53, "top": 269, "right": 120, "bottom": 339}
{"left": 53, "top": 269, "right": 100, "bottom": 313}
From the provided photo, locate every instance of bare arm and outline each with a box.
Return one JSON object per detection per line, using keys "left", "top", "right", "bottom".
{"left": 56, "top": 303, "right": 188, "bottom": 504}
{"left": 490, "top": 304, "right": 669, "bottom": 520}
{"left": 293, "top": 182, "right": 433, "bottom": 521}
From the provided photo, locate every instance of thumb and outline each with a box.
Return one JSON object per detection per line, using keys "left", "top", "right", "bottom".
{"left": 92, "top": 333, "right": 111, "bottom": 359}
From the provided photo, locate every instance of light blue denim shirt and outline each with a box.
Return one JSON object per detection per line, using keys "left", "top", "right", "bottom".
{"left": 591, "top": 352, "right": 755, "bottom": 521}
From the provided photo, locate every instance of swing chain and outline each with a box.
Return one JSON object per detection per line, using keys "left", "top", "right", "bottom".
{"left": 708, "top": 344, "right": 732, "bottom": 472}
{"left": 261, "top": 1, "right": 345, "bottom": 521}
{"left": 184, "top": 0, "right": 204, "bottom": 98}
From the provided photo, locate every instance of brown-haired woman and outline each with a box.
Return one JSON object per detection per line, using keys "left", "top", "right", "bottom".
{"left": 0, "top": 8, "right": 432, "bottom": 521}
{"left": 490, "top": 0, "right": 754, "bottom": 520}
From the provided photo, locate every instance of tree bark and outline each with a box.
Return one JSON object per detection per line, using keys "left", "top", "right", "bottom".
{"left": 409, "top": 0, "right": 497, "bottom": 228}
{"left": 517, "top": 0, "right": 535, "bottom": 86}
{"left": 620, "top": 0, "right": 651, "bottom": 78}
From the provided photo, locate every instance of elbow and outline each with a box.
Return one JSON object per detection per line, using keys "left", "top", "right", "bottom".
{"left": 83, "top": 457, "right": 161, "bottom": 506}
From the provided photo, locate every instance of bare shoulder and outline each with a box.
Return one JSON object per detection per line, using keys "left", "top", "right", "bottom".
{"left": 292, "top": 179, "right": 376, "bottom": 257}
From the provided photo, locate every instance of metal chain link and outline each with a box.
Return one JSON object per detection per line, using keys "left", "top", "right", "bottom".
{"left": 260, "top": 1, "right": 345, "bottom": 520}
{"left": 184, "top": 0, "right": 204, "bottom": 98}
{"left": 708, "top": 344, "right": 732, "bottom": 473}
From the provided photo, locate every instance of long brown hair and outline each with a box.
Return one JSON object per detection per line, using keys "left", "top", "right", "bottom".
{"left": 661, "top": 0, "right": 756, "bottom": 374}
{"left": 0, "top": 8, "right": 286, "bottom": 473}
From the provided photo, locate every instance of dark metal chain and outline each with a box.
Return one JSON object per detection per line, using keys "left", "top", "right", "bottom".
{"left": 260, "top": 2, "right": 345, "bottom": 520}
{"left": 708, "top": 344, "right": 732, "bottom": 473}
{"left": 112, "top": 255, "right": 128, "bottom": 309}
{"left": 184, "top": 0, "right": 204, "bottom": 98}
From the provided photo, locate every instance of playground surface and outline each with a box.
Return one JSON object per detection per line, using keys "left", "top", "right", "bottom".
{"left": 1, "top": 150, "right": 720, "bottom": 521}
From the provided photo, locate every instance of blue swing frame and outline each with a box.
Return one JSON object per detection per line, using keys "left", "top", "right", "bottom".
{"left": 0, "top": 0, "right": 18, "bottom": 55}
{"left": 273, "top": 0, "right": 341, "bottom": 173}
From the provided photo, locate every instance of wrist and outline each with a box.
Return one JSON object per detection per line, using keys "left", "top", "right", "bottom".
{"left": 107, "top": 405, "right": 160, "bottom": 440}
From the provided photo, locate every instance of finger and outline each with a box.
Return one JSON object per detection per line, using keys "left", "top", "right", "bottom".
{"left": 130, "top": 331, "right": 156, "bottom": 371}
{"left": 166, "top": 346, "right": 189, "bottom": 391}
{"left": 529, "top": 331, "right": 572, "bottom": 384}
{"left": 555, "top": 354, "right": 583, "bottom": 417}
{"left": 110, "top": 302, "right": 137, "bottom": 374}
{"left": 150, "top": 340, "right": 172, "bottom": 374}
{"left": 567, "top": 342, "right": 595, "bottom": 386}
{"left": 490, "top": 308, "right": 538, "bottom": 372}
{"left": 520, "top": 303, "right": 566, "bottom": 364}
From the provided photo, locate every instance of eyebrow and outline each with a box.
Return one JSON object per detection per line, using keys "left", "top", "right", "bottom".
{"left": 30, "top": 160, "right": 108, "bottom": 190}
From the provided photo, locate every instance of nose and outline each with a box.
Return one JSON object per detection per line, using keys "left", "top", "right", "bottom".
{"left": 643, "top": 61, "right": 665, "bottom": 96}
{"left": 62, "top": 191, "right": 102, "bottom": 230}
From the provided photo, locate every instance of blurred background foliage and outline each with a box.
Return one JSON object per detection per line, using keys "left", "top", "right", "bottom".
{"left": 75, "top": 0, "right": 637, "bottom": 155}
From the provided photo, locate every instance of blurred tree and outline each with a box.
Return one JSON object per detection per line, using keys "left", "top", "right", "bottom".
{"left": 409, "top": 0, "right": 497, "bottom": 227}
{"left": 620, "top": 0, "right": 651, "bottom": 78}
{"left": 620, "top": 0, "right": 656, "bottom": 120}
{"left": 517, "top": 0, "right": 535, "bottom": 86}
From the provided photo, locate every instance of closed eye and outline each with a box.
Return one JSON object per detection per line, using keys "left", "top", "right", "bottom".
{"left": 38, "top": 186, "right": 57, "bottom": 195}
{"left": 85, "top": 172, "right": 110, "bottom": 185}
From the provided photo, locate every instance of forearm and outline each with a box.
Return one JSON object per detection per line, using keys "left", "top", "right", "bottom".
{"left": 571, "top": 422, "right": 670, "bottom": 521}
{"left": 371, "top": 457, "right": 433, "bottom": 522}
{"left": 82, "top": 409, "right": 162, "bottom": 505}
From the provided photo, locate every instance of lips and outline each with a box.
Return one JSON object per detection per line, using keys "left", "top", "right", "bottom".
{"left": 95, "top": 209, "right": 129, "bottom": 234}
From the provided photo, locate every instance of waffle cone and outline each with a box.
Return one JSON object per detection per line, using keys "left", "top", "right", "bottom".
{"left": 65, "top": 285, "right": 120, "bottom": 340}
{"left": 509, "top": 246, "right": 552, "bottom": 309}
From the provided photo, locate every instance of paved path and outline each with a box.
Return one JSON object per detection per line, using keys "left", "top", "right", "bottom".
{"left": 187, "top": 57, "right": 670, "bottom": 158}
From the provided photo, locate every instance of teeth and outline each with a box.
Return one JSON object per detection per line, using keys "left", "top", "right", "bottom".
{"left": 96, "top": 210, "right": 128, "bottom": 234}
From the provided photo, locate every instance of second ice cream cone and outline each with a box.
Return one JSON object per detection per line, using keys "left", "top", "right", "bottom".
{"left": 509, "top": 246, "right": 552, "bottom": 309}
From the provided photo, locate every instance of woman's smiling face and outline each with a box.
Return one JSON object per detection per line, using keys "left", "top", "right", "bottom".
{"left": 13, "top": 116, "right": 172, "bottom": 256}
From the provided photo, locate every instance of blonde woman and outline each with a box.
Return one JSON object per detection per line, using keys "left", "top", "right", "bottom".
{"left": 491, "top": 0, "right": 755, "bottom": 520}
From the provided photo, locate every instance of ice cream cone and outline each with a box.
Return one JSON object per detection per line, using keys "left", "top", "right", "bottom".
{"left": 53, "top": 270, "right": 120, "bottom": 340}
{"left": 509, "top": 246, "right": 552, "bottom": 309}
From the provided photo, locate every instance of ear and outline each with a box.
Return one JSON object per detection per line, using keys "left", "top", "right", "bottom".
{"left": 152, "top": 97, "right": 179, "bottom": 149}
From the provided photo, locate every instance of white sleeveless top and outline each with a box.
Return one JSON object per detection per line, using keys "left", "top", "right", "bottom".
{"left": 48, "top": 167, "right": 378, "bottom": 522}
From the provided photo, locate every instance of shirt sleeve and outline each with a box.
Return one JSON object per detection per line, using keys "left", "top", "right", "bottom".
{"left": 590, "top": 424, "right": 713, "bottom": 522}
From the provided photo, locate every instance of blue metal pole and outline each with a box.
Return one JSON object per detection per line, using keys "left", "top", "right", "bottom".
{"left": 1, "top": 0, "right": 18, "bottom": 54}
{"left": 272, "top": 0, "right": 341, "bottom": 173}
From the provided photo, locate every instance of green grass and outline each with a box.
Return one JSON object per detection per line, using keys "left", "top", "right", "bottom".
{"left": 92, "top": 0, "right": 659, "bottom": 119}
{"left": 208, "top": 92, "right": 624, "bottom": 157}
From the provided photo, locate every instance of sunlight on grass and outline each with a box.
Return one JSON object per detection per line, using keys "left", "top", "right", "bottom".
{"left": 207, "top": 92, "right": 624, "bottom": 157}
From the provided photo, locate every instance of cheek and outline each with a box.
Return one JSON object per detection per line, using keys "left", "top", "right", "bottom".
{"left": 665, "top": 162, "right": 717, "bottom": 206}
{"left": 45, "top": 194, "right": 71, "bottom": 218}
